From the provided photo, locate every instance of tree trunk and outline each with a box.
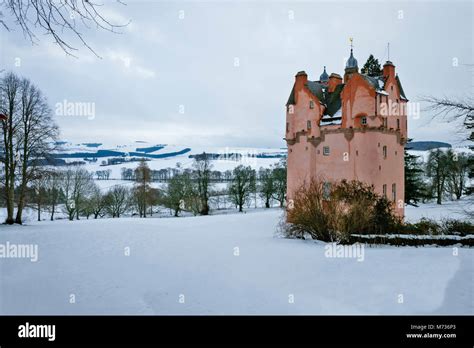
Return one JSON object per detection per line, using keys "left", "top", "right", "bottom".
{"left": 50, "top": 202, "right": 56, "bottom": 221}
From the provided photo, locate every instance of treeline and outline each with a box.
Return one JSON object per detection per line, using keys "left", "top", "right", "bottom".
{"left": 2, "top": 155, "right": 287, "bottom": 222}
{"left": 120, "top": 166, "right": 238, "bottom": 182}
{"left": 404, "top": 142, "right": 473, "bottom": 206}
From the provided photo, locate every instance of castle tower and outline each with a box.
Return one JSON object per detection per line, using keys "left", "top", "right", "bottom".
{"left": 285, "top": 43, "right": 407, "bottom": 218}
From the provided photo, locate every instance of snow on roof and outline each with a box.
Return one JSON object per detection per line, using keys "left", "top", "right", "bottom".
{"left": 320, "top": 115, "right": 342, "bottom": 126}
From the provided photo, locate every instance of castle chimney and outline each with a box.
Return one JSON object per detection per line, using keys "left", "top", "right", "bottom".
{"left": 294, "top": 71, "right": 308, "bottom": 103}
{"left": 383, "top": 61, "right": 395, "bottom": 80}
{"left": 328, "top": 73, "right": 343, "bottom": 92}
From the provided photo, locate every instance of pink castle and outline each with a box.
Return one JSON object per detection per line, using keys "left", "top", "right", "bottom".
{"left": 285, "top": 46, "right": 408, "bottom": 217}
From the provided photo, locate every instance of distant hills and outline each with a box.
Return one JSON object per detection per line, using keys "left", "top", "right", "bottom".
{"left": 406, "top": 141, "right": 451, "bottom": 151}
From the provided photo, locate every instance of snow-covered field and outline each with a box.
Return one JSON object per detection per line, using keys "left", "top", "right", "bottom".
{"left": 0, "top": 203, "right": 472, "bottom": 315}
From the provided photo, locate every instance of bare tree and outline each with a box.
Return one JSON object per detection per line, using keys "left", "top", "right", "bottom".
{"left": 192, "top": 153, "right": 213, "bottom": 215}
{"left": 445, "top": 150, "right": 469, "bottom": 200}
{"left": 0, "top": 73, "right": 21, "bottom": 224}
{"left": 86, "top": 184, "right": 105, "bottom": 219}
{"left": 15, "top": 77, "right": 58, "bottom": 223}
{"left": 104, "top": 185, "right": 129, "bottom": 218}
{"left": 258, "top": 167, "right": 274, "bottom": 208}
{"left": 426, "top": 149, "right": 450, "bottom": 205}
{"left": 133, "top": 159, "right": 151, "bottom": 217}
{"left": 163, "top": 168, "right": 192, "bottom": 217}
{"left": 422, "top": 95, "right": 474, "bottom": 209}
{"left": 272, "top": 158, "right": 287, "bottom": 208}
{"left": 44, "top": 169, "right": 61, "bottom": 220}
{"left": 422, "top": 95, "right": 473, "bottom": 133}
{"left": 228, "top": 165, "right": 255, "bottom": 212}
{"left": 59, "top": 166, "right": 94, "bottom": 220}
{"left": 1, "top": 0, "right": 129, "bottom": 57}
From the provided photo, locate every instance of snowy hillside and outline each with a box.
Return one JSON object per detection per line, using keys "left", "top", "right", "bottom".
{"left": 51, "top": 141, "right": 286, "bottom": 178}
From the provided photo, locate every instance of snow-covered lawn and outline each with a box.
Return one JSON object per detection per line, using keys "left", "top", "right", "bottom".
{"left": 0, "top": 207, "right": 472, "bottom": 315}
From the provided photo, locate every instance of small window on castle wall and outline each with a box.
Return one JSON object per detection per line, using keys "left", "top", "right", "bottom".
{"left": 383, "top": 184, "right": 387, "bottom": 198}
{"left": 286, "top": 122, "right": 289, "bottom": 132}
{"left": 307, "top": 120, "right": 312, "bottom": 129}
{"left": 383, "top": 146, "right": 387, "bottom": 159}
{"left": 392, "top": 183, "right": 396, "bottom": 202}
{"left": 397, "top": 119, "right": 400, "bottom": 129}
{"left": 310, "top": 100, "right": 314, "bottom": 109}
{"left": 391, "top": 86, "right": 393, "bottom": 91}
{"left": 361, "top": 117, "right": 367, "bottom": 125}
{"left": 323, "top": 146, "right": 330, "bottom": 156}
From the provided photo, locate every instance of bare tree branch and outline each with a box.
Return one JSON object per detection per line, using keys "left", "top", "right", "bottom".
{"left": 1, "top": 0, "right": 130, "bottom": 58}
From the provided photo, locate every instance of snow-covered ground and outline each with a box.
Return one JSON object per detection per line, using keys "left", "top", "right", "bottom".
{"left": 0, "top": 204, "right": 472, "bottom": 315}
{"left": 404, "top": 197, "right": 473, "bottom": 222}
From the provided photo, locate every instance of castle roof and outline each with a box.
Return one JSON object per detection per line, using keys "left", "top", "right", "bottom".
{"left": 345, "top": 48, "right": 358, "bottom": 69}
{"left": 305, "top": 80, "right": 344, "bottom": 117}
{"left": 286, "top": 68, "right": 408, "bottom": 113}
{"left": 396, "top": 75, "right": 408, "bottom": 101}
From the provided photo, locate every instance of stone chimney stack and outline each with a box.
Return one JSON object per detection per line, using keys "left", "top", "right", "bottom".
{"left": 328, "top": 73, "right": 343, "bottom": 93}
{"left": 383, "top": 61, "right": 396, "bottom": 80}
{"left": 294, "top": 71, "right": 308, "bottom": 103}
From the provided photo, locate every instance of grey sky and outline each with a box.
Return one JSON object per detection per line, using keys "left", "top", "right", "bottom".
{"left": 0, "top": 0, "right": 472, "bottom": 148}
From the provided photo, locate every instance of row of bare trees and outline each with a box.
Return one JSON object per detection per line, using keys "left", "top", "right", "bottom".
{"left": 161, "top": 157, "right": 287, "bottom": 216}
{"left": 0, "top": 72, "right": 59, "bottom": 224}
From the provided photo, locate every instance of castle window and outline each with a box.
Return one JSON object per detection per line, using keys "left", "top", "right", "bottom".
{"left": 397, "top": 119, "right": 400, "bottom": 129}
{"left": 383, "top": 146, "right": 387, "bottom": 159}
{"left": 391, "top": 86, "right": 394, "bottom": 91}
{"left": 310, "top": 100, "right": 315, "bottom": 109}
{"left": 286, "top": 122, "right": 289, "bottom": 132}
{"left": 383, "top": 118, "right": 388, "bottom": 128}
{"left": 307, "top": 120, "right": 312, "bottom": 129}
{"left": 392, "top": 183, "right": 396, "bottom": 202}
{"left": 361, "top": 116, "right": 367, "bottom": 125}
{"left": 382, "top": 184, "right": 387, "bottom": 198}
{"left": 323, "top": 146, "right": 330, "bottom": 156}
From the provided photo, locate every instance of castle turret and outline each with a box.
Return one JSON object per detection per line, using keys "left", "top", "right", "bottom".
{"left": 319, "top": 66, "right": 329, "bottom": 84}
{"left": 344, "top": 48, "right": 358, "bottom": 83}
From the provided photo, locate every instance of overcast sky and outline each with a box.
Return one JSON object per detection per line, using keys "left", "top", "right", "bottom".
{"left": 0, "top": 0, "right": 472, "bottom": 148}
